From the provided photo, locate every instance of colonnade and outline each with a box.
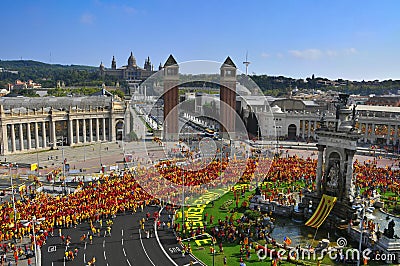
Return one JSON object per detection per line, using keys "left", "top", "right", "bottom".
{"left": 2, "top": 117, "right": 111, "bottom": 153}
{"left": 298, "top": 119, "right": 399, "bottom": 145}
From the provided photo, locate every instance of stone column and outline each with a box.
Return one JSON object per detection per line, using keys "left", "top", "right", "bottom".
{"left": 387, "top": 124, "right": 391, "bottom": 145}
{"left": 19, "top": 124, "right": 24, "bottom": 151}
{"left": 76, "top": 119, "right": 80, "bottom": 143}
{"left": 109, "top": 117, "right": 116, "bottom": 142}
{"left": 27, "top": 123, "right": 31, "bottom": 150}
{"left": 344, "top": 149, "right": 356, "bottom": 200}
{"left": 316, "top": 144, "right": 325, "bottom": 196}
{"left": 307, "top": 120, "right": 311, "bottom": 139}
{"left": 301, "top": 120, "right": 305, "bottom": 139}
{"left": 82, "top": 119, "right": 87, "bottom": 143}
{"left": 68, "top": 119, "right": 73, "bottom": 145}
{"left": 11, "top": 124, "right": 16, "bottom": 152}
{"left": 96, "top": 118, "right": 100, "bottom": 141}
{"left": 2, "top": 124, "right": 8, "bottom": 154}
{"left": 51, "top": 120, "right": 56, "bottom": 149}
{"left": 34, "top": 122, "right": 39, "bottom": 149}
{"left": 125, "top": 109, "right": 131, "bottom": 136}
{"left": 89, "top": 119, "right": 93, "bottom": 142}
{"left": 364, "top": 123, "right": 368, "bottom": 143}
{"left": 312, "top": 121, "right": 316, "bottom": 139}
{"left": 42, "top": 122, "right": 47, "bottom": 148}
{"left": 102, "top": 118, "right": 107, "bottom": 141}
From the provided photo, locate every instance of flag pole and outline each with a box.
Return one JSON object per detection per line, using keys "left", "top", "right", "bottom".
{"left": 311, "top": 227, "right": 319, "bottom": 247}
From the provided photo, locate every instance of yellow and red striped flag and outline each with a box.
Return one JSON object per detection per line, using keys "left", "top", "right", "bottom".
{"left": 305, "top": 194, "right": 337, "bottom": 228}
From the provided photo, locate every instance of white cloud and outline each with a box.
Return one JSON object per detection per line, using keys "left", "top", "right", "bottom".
{"left": 94, "top": 0, "right": 137, "bottom": 15}
{"left": 80, "top": 13, "right": 95, "bottom": 24}
{"left": 288, "top": 48, "right": 357, "bottom": 60}
{"left": 326, "top": 49, "right": 338, "bottom": 57}
{"left": 289, "top": 49, "right": 323, "bottom": 60}
{"left": 123, "top": 5, "right": 137, "bottom": 14}
{"left": 261, "top": 52, "right": 270, "bottom": 58}
{"left": 345, "top": 48, "right": 357, "bottom": 54}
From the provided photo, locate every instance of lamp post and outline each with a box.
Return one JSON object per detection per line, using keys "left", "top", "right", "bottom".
{"left": 61, "top": 138, "right": 66, "bottom": 195}
{"left": 48, "top": 137, "right": 67, "bottom": 195}
{"left": 9, "top": 163, "right": 17, "bottom": 231}
{"left": 21, "top": 216, "right": 45, "bottom": 266}
{"left": 212, "top": 236, "right": 215, "bottom": 266}
{"left": 357, "top": 203, "right": 366, "bottom": 266}
{"left": 275, "top": 126, "right": 282, "bottom": 156}
{"left": 100, "top": 141, "right": 102, "bottom": 166}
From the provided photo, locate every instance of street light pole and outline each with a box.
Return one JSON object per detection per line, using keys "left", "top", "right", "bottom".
{"left": 212, "top": 237, "right": 215, "bottom": 266}
{"left": 61, "top": 137, "right": 66, "bottom": 195}
{"left": 100, "top": 141, "right": 102, "bottom": 166}
{"left": 21, "top": 216, "right": 45, "bottom": 266}
{"left": 357, "top": 204, "right": 366, "bottom": 266}
{"left": 9, "top": 163, "right": 17, "bottom": 230}
{"left": 32, "top": 216, "right": 38, "bottom": 266}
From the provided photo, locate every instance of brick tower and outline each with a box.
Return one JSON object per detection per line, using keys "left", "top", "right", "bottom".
{"left": 220, "top": 57, "right": 237, "bottom": 137}
{"left": 163, "top": 54, "right": 179, "bottom": 140}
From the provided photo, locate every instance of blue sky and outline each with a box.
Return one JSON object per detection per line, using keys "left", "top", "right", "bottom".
{"left": 1, "top": 0, "right": 400, "bottom": 81}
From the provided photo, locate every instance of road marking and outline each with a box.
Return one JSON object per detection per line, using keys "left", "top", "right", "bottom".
{"left": 84, "top": 242, "right": 87, "bottom": 250}
{"left": 122, "top": 238, "right": 124, "bottom": 245}
{"left": 83, "top": 253, "right": 86, "bottom": 263}
{"left": 127, "top": 259, "right": 132, "bottom": 266}
{"left": 121, "top": 229, "right": 124, "bottom": 236}
{"left": 154, "top": 207, "right": 178, "bottom": 266}
{"left": 103, "top": 239, "right": 105, "bottom": 248}
{"left": 123, "top": 247, "right": 126, "bottom": 257}
{"left": 104, "top": 250, "right": 107, "bottom": 260}
{"left": 138, "top": 229, "right": 155, "bottom": 266}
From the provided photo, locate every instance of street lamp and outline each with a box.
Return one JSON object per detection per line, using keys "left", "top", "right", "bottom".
{"left": 357, "top": 203, "right": 367, "bottom": 266}
{"left": 9, "top": 163, "right": 17, "bottom": 231}
{"left": 48, "top": 137, "right": 67, "bottom": 195}
{"left": 212, "top": 236, "right": 216, "bottom": 266}
{"left": 275, "top": 126, "right": 282, "bottom": 156}
{"left": 21, "top": 216, "right": 45, "bottom": 266}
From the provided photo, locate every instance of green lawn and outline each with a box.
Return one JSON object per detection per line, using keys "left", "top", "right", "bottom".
{"left": 177, "top": 183, "right": 395, "bottom": 266}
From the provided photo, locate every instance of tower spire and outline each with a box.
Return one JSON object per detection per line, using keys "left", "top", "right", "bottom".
{"left": 243, "top": 51, "right": 251, "bottom": 75}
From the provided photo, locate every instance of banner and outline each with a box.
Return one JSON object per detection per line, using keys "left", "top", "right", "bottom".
{"left": 30, "top": 163, "right": 38, "bottom": 171}
{"left": 305, "top": 194, "right": 337, "bottom": 228}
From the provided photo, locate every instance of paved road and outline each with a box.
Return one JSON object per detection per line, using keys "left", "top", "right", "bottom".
{"left": 41, "top": 206, "right": 199, "bottom": 266}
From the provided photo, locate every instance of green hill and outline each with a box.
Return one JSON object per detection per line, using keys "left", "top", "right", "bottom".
{"left": 0, "top": 60, "right": 102, "bottom": 88}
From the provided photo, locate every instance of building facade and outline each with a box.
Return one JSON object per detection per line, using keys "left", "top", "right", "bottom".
{"left": 99, "top": 52, "right": 159, "bottom": 85}
{"left": 238, "top": 97, "right": 400, "bottom": 147}
{"left": 0, "top": 96, "right": 129, "bottom": 155}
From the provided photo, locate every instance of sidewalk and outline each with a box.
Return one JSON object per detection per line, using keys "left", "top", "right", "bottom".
{"left": 1, "top": 236, "right": 38, "bottom": 266}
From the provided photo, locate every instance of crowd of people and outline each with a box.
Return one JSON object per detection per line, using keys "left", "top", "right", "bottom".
{"left": 0, "top": 145, "right": 399, "bottom": 264}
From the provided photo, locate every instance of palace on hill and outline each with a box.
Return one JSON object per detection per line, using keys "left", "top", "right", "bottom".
{"left": 99, "top": 52, "right": 161, "bottom": 86}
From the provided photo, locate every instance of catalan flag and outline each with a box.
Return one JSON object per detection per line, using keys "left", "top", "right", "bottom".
{"left": 284, "top": 236, "right": 292, "bottom": 245}
{"left": 305, "top": 194, "right": 337, "bottom": 228}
